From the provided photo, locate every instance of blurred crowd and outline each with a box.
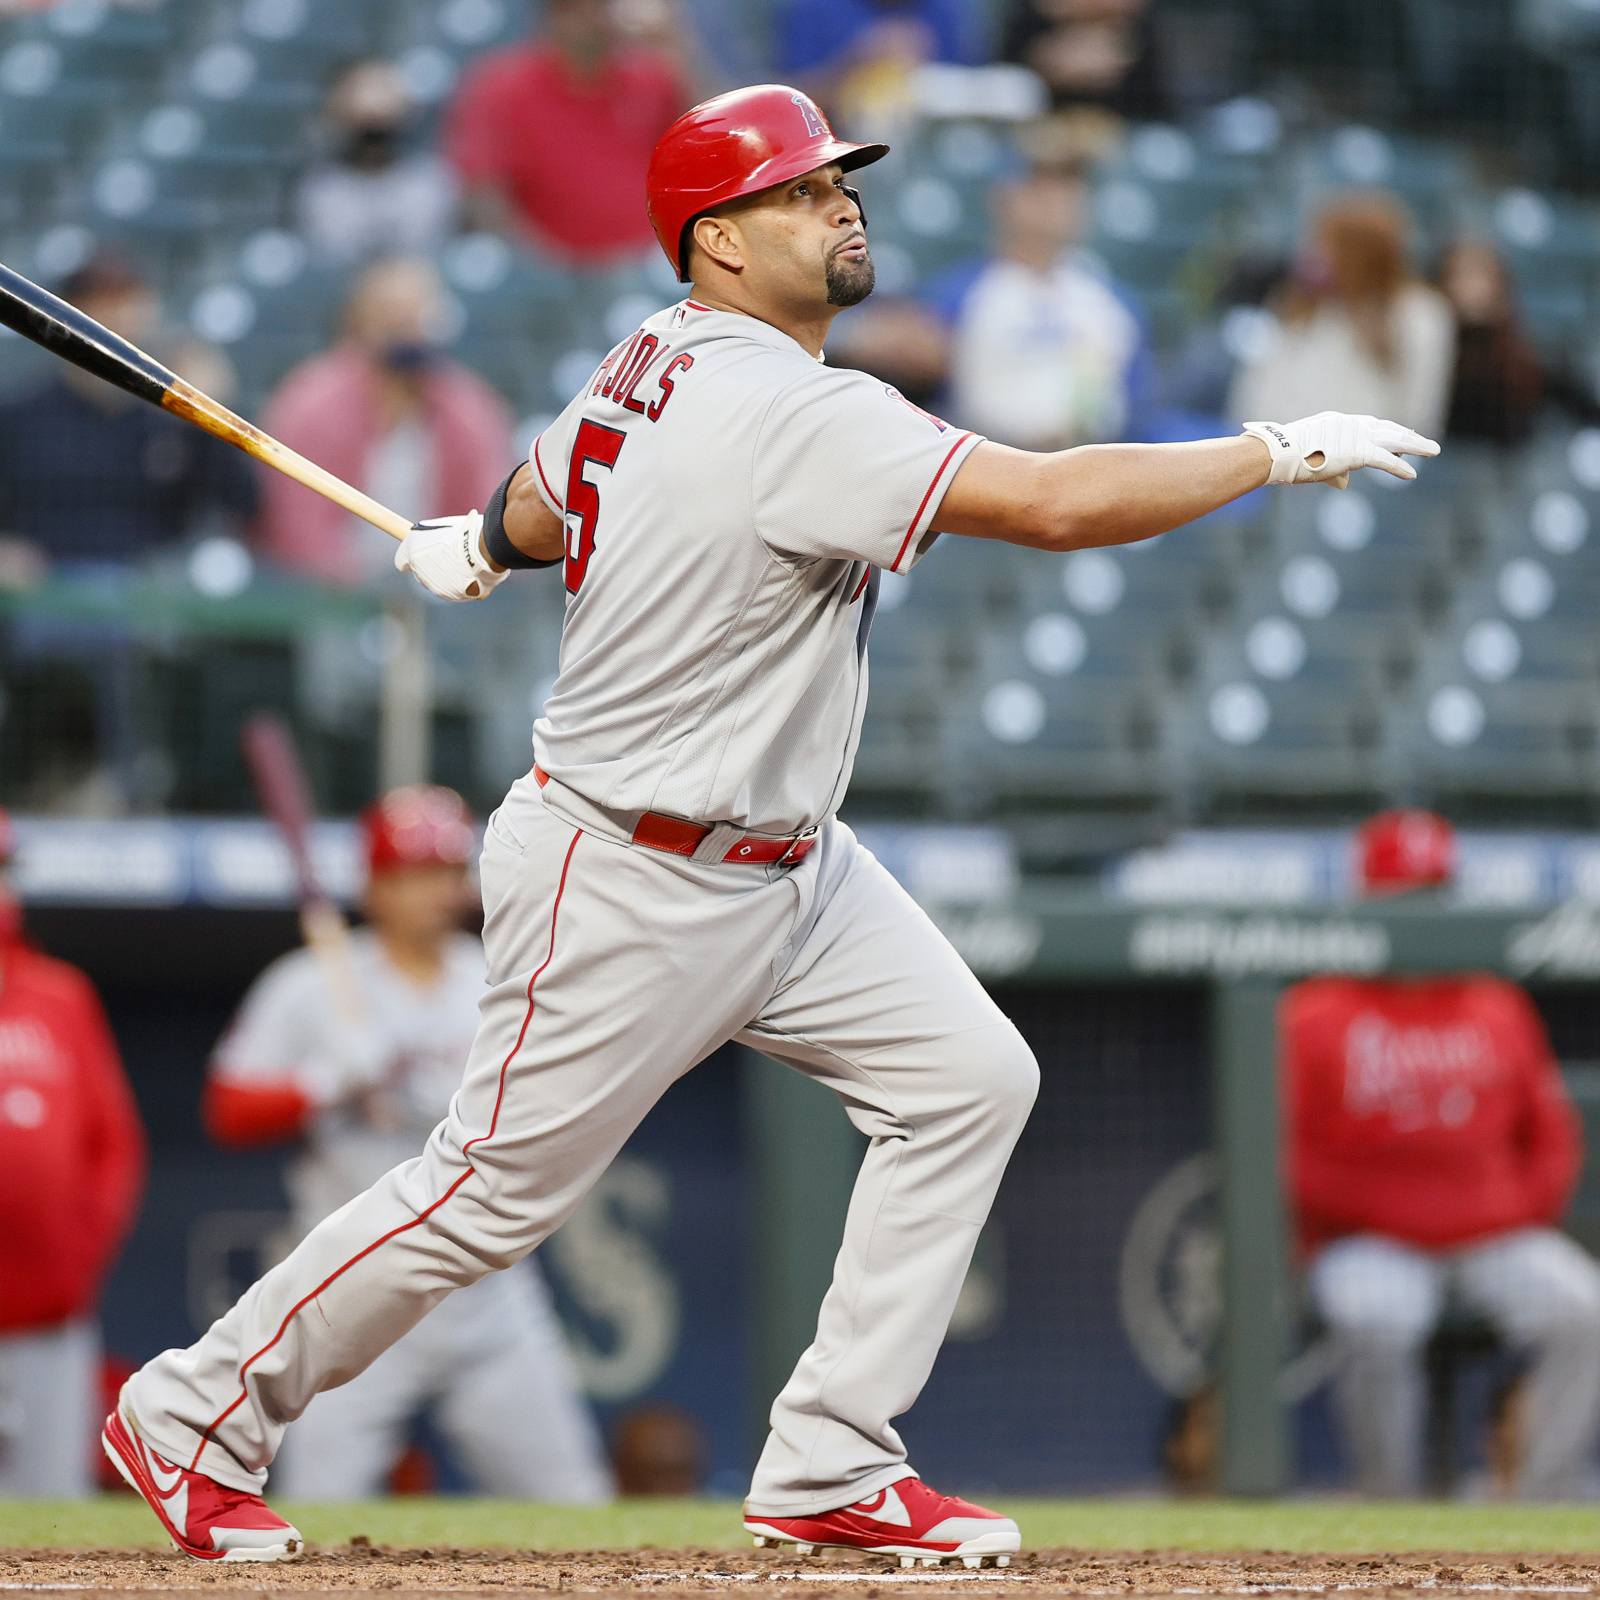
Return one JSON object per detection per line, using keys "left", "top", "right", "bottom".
{"left": 0, "top": 0, "right": 1591, "bottom": 819}
{"left": 0, "top": 0, "right": 1593, "bottom": 592}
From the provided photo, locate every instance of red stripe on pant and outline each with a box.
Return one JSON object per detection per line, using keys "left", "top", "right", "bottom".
{"left": 188, "top": 828, "right": 585, "bottom": 1471}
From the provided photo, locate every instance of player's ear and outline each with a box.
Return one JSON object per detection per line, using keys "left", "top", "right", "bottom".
{"left": 691, "top": 213, "right": 746, "bottom": 277}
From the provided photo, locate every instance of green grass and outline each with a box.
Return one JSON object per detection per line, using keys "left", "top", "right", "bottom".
{"left": 4, "top": 1497, "right": 1600, "bottom": 1553}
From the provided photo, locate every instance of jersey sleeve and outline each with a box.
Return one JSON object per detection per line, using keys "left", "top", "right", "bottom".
{"left": 751, "top": 366, "right": 982, "bottom": 572}
{"left": 210, "top": 952, "right": 359, "bottom": 1112}
{"left": 527, "top": 422, "right": 568, "bottom": 518}
{"left": 526, "top": 343, "right": 630, "bottom": 518}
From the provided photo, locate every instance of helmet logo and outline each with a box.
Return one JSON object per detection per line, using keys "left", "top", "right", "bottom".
{"left": 791, "top": 92, "right": 828, "bottom": 140}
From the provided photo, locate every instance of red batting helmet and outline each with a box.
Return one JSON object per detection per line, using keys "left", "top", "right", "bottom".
{"left": 361, "top": 785, "right": 475, "bottom": 877}
{"left": 646, "top": 84, "right": 889, "bottom": 282}
{"left": 1356, "top": 808, "right": 1456, "bottom": 896}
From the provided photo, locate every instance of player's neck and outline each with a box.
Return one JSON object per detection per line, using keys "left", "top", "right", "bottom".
{"left": 686, "top": 282, "right": 837, "bottom": 360}
{"left": 374, "top": 928, "right": 447, "bottom": 987}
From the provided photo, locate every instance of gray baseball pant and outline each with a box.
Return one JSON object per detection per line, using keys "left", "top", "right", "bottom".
{"left": 272, "top": 1262, "right": 612, "bottom": 1502}
{"left": 0, "top": 1317, "right": 99, "bottom": 1497}
{"left": 1310, "top": 1228, "right": 1600, "bottom": 1498}
{"left": 125, "top": 779, "right": 1038, "bottom": 1513}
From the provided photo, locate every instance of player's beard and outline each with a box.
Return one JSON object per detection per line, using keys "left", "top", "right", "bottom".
{"left": 825, "top": 244, "right": 875, "bottom": 307}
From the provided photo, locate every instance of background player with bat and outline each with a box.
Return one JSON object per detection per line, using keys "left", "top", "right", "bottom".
{"left": 1, "top": 87, "right": 1437, "bottom": 1563}
{"left": 221, "top": 721, "right": 611, "bottom": 1502}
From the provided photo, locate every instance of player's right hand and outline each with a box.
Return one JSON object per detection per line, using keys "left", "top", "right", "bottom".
{"left": 1242, "top": 412, "right": 1440, "bottom": 490}
{"left": 395, "top": 510, "right": 507, "bottom": 601}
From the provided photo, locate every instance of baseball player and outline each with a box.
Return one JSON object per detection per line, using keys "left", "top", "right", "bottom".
{"left": 0, "top": 805, "right": 146, "bottom": 1497}
{"left": 1288, "top": 808, "right": 1600, "bottom": 1499}
{"left": 202, "top": 785, "right": 611, "bottom": 1503}
{"left": 105, "top": 84, "right": 1439, "bottom": 1562}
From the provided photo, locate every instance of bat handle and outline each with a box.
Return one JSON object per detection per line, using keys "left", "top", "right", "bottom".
{"left": 300, "top": 897, "right": 368, "bottom": 1028}
{"left": 164, "top": 379, "right": 416, "bottom": 543}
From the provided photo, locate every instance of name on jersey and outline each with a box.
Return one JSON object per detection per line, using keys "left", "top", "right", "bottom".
{"left": 556, "top": 330, "right": 697, "bottom": 593}
{"left": 590, "top": 331, "right": 694, "bottom": 421}
{"left": 1342, "top": 1012, "right": 1498, "bottom": 1130}
{"left": 0, "top": 1016, "right": 62, "bottom": 1080}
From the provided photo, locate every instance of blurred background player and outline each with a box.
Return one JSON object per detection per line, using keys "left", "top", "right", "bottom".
{"left": 0, "top": 806, "right": 146, "bottom": 1496}
{"left": 202, "top": 784, "right": 612, "bottom": 1502}
{"left": 1285, "top": 807, "right": 1600, "bottom": 1499}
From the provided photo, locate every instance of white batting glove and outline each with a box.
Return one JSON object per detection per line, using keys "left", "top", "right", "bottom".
{"left": 394, "top": 510, "right": 506, "bottom": 601}
{"left": 1243, "top": 412, "right": 1440, "bottom": 490}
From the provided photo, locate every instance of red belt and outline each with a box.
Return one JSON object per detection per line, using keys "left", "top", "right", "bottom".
{"left": 534, "top": 768, "right": 816, "bottom": 865}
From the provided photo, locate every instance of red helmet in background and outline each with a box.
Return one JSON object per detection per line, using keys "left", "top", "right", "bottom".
{"left": 361, "top": 785, "right": 475, "bottom": 877}
{"left": 1356, "top": 808, "right": 1456, "bottom": 896}
{"left": 646, "top": 84, "right": 889, "bottom": 281}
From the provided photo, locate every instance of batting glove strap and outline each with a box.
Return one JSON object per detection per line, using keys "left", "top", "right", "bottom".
{"left": 1243, "top": 412, "right": 1440, "bottom": 491}
{"left": 394, "top": 510, "right": 506, "bottom": 601}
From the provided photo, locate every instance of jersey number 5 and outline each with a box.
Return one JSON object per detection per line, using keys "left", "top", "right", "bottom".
{"left": 564, "top": 420, "right": 626, "bottom": 594}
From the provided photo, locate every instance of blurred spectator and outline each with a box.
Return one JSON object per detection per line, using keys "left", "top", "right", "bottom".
{"left": 1160, "top": 252, "right": 1290, "bottom": 425}
{"left": 1286, "top": 808, "right": 1600, "bottom": 1499}
{"left": 779, "top": 0, "right": 977, "bottom": 131}
{"left": 0, "top": 254, "right": 258, "bottom": 809}
{"left": 206, "top": 787, "right": 612, "bottom": 1502}
{"left": 296, "top": 61, "right": 459, "bottom": 270}
{"left": 924, "top": 159, "right": 1153, "bottom": 449}
{"left": 1229, "top": 194, "right": 1455, "bottom": 437}
{"left": 257, "top": 257, "right": 514, "bottom": 588}
{"left": 827, "top": 296, "right": 950, "bottom": 408}
{"left": 0, "top": 254, "right": 258, "bottom": 584}
{"left": 1000, "top": 0, "right": 1169, "bottom": 121}
{"left": 610, "top": 1402, "right": 708, "bottom": 1494}
{"left": 0, "top": 808, "right": 146, "bottom": 1495}
{"left": 444, "top": 0, "right": 695, "bottom": 266}
{"left": 1437, "top": 240, "right": 1600, "bottom": 446}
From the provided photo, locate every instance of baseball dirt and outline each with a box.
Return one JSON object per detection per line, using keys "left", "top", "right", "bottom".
{"left": 4, "top": 1546, "right": 1600, "bottom": 1596}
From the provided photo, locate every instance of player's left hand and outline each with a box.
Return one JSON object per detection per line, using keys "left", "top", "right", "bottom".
{"left": 1243, "top": 412, "right": 1441, "bottom": 490}
{"left": 395, "top": 511, "right": 507, "bottom": 601}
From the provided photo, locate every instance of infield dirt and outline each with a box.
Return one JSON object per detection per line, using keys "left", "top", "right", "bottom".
{"left": 4, "top": 1546, "right": 1600, "bottom": 1597}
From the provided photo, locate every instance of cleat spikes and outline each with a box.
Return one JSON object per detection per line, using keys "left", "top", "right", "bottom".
{"left": 901, "top": 1556, "right": 917, "bottom": 1568}
{"left": 752, "top": 1537, "right": 770, "bottom": 1549}
{"left": 963, "top": 1557, "right": 982, "bottom": 1569}
{"left": 996, "top": 1556, "right": 1010, "bottom": 1568}
{"left": 794, "top": 1543, "right": 815, "bottom": 1557}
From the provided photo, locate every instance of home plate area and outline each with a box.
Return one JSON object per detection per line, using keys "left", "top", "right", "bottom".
{"left": 5, "top": 1548, "right": 1600, "bottom": 1597}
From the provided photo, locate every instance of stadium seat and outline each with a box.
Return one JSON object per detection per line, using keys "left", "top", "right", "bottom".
{"left": 1386, "top": 671, "right": 1597, "bottom": 807}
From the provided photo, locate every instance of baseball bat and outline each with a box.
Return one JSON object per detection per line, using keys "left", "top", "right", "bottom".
{"left": 0, "top": 260, "right": 412, "bottom": 542}
{"left": 240, "top": 711, "right": 367, "bottom": 1028}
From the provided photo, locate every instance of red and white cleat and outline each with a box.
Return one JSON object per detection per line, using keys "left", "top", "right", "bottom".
{"left": 745, "top": 1476, "right": 1019, "bottom": 1568}
{"left": 102, "top": 1405, "right": 303, "bottom": 1562}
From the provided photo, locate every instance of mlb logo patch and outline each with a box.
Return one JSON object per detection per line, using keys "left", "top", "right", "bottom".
{"left": 886, "top": 385, "right": 949, "bottom": 432}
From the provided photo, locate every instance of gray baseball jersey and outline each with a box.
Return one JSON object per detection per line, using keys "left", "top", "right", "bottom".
{"left": 527, "top": 301, "right": 983, "bottom": 837}
{"left": 212, "top": 931, "right": 487, "bottom": 1235}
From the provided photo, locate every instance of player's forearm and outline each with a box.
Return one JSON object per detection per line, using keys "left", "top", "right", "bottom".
{"left": 936, "top": 434, "right": 1271, "bottom": 552}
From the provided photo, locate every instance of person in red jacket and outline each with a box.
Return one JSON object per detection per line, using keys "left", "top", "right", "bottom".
{"left": 1287, "top": 808, "right": 1599, "bottom": 1498}
{"left": 0, "top": 807, "right": 146, "bottom": 1495}
{"left": 442, "top": 0, "right": 697, "bottom": 265}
